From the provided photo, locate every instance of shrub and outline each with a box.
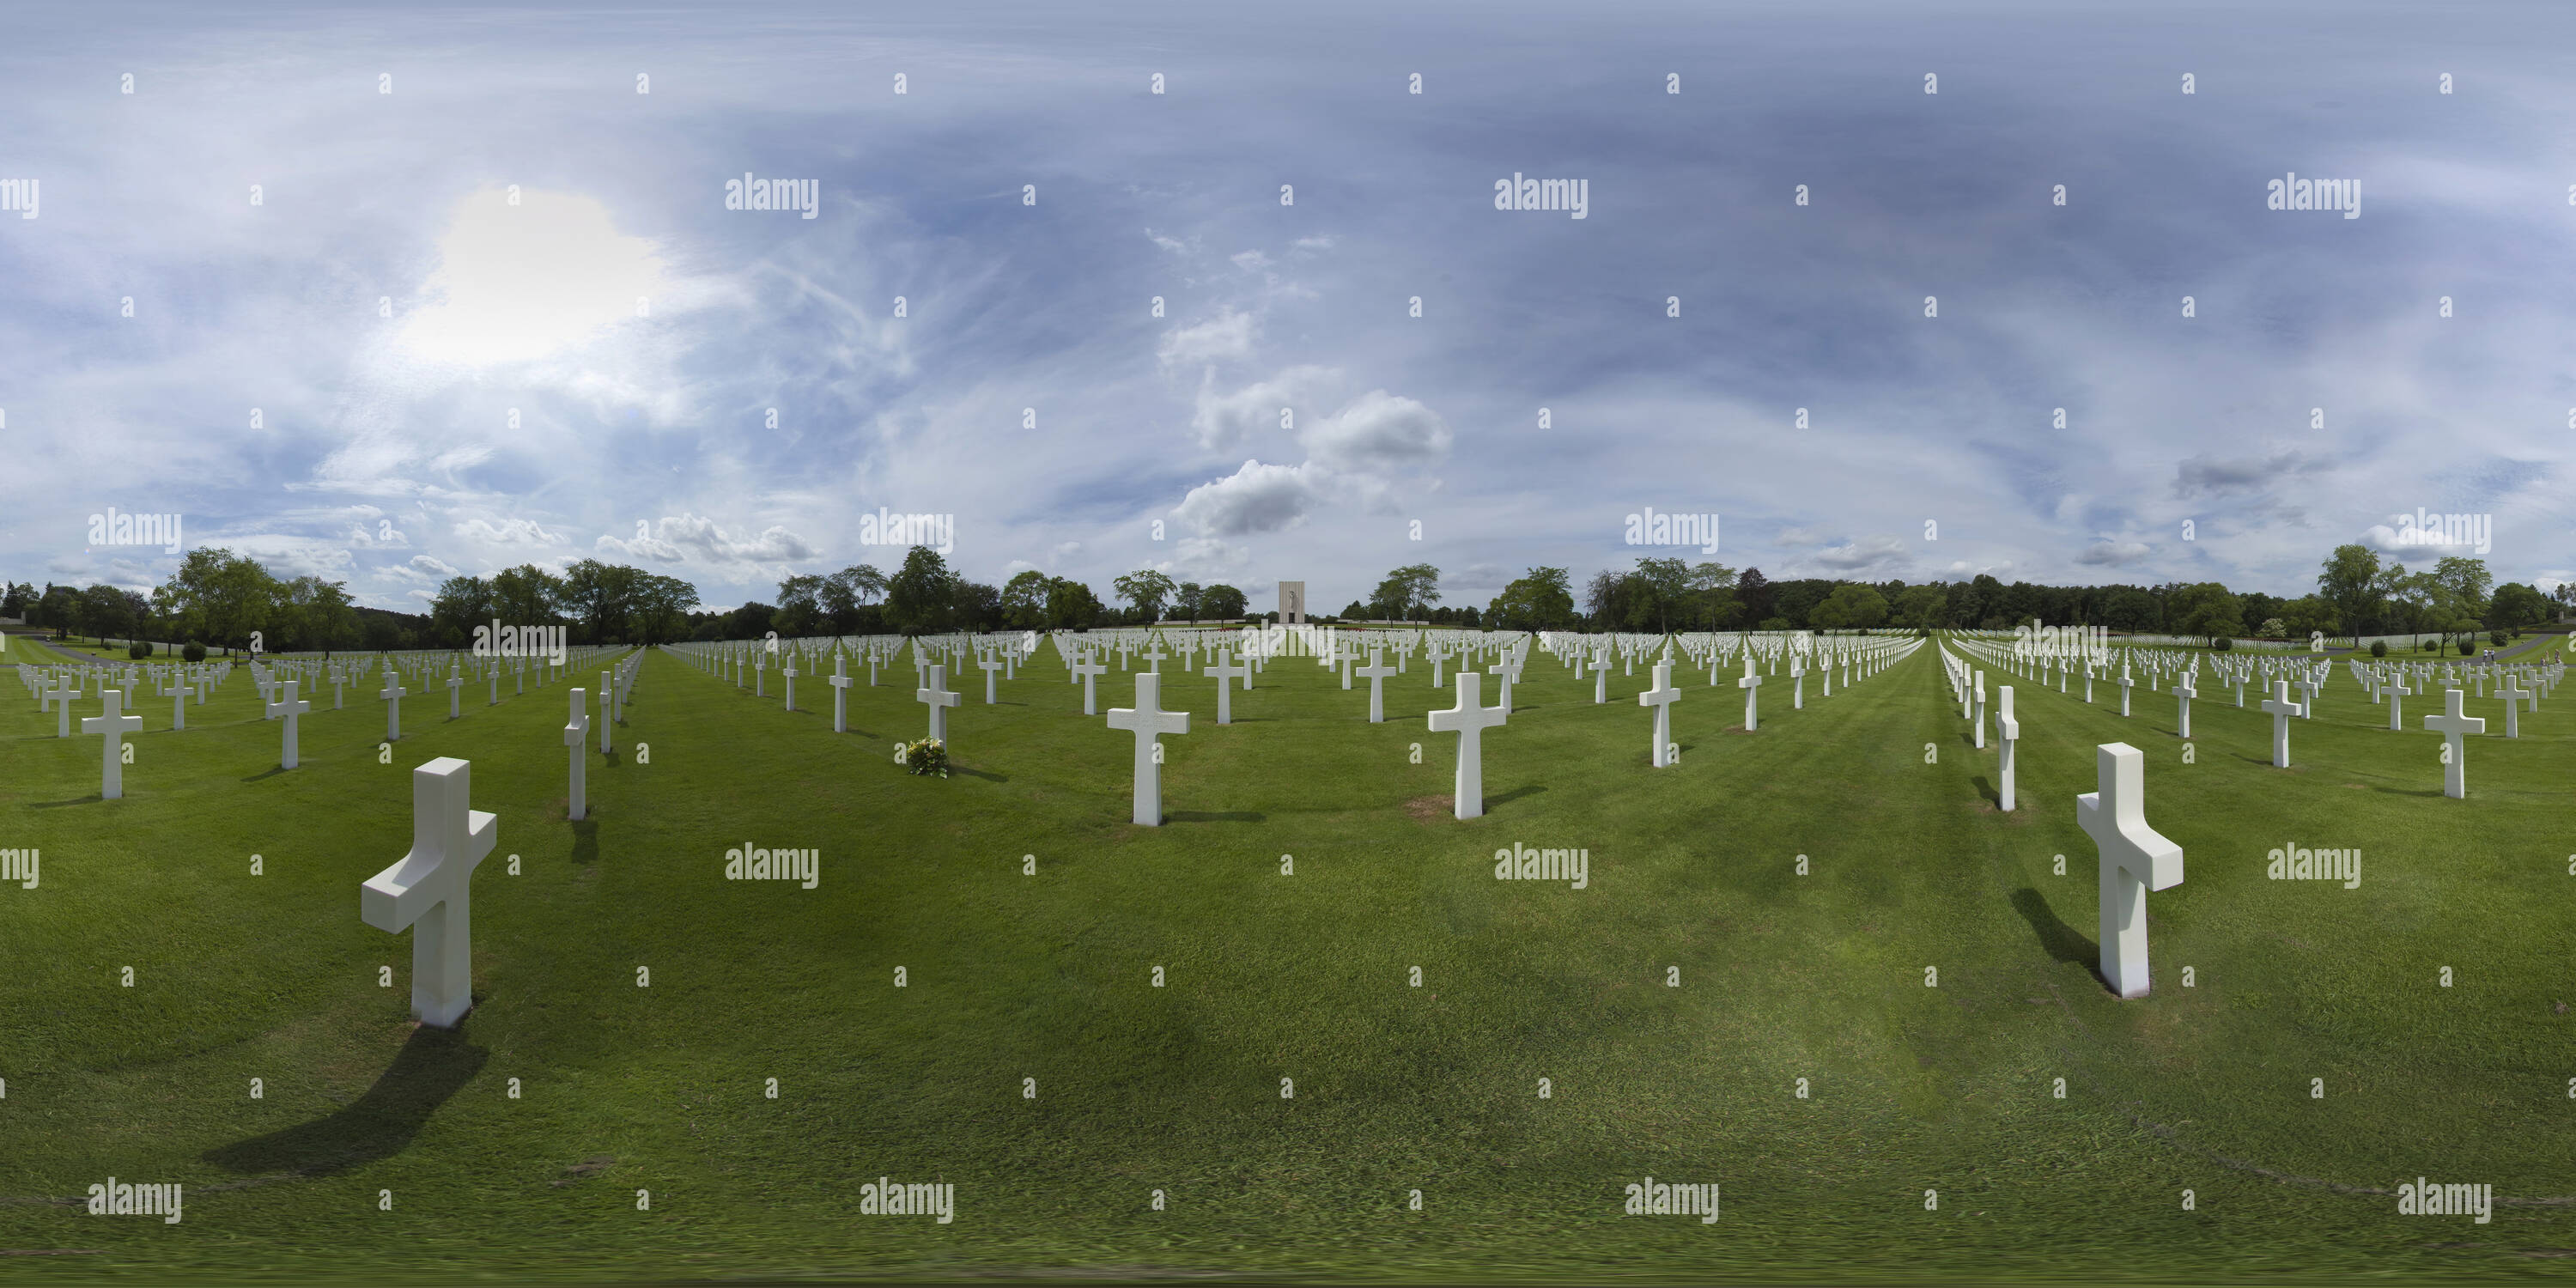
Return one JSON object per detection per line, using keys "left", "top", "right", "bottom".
{"left": 2369, "top": 640, "right": 2387, "bottom": 658}
{"left": 181, "top": 640, "right": 208, "bottom": 663}
{"left": 897, "top": 737, "right": 950, "bottom": 778}
{"left": 2458, "top": 638, "right": 2476, "bottom": 655}
{"left": 128, "top": 640, "right": 152, "bottom": 659}
{"left": 2490, "top": 629, "right": 2509, "bottom": 646}
{"left": 2211, "top": 636, "right": 2233, "bottom": 652}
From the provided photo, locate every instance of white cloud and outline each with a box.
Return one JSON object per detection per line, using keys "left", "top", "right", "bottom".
{"left": 454, "top": 518, "right": 563, "bottom": 545}
{"left": 381, "top": 553, "right": 462, "bottom": 584}
{"left": 595, "top": 512, "right": 817, "bottom": 574}
{"left": 1190, "top": 365, "right": 1335, "bottom": 451}
{"left": 1300, "top": 390, "right": 1452, "bottom": 470}
{"left": 2076, "top": 540, "right": 2154, "bottom": 567}
{"left": 1173, "top": 459, "right": 1326, "bottom": 536}
{"left": 1810, "top": 535, "right": 1911, "bottom": 573}
{"left": 1159, "top": 310, "right": 1257, "bottom": 369}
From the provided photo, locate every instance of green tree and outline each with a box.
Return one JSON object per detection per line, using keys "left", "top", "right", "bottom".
{"left": 1368, "top": 563, "right": 1442, "bottom": 621}
{"left": 561, "top": 558, "right": 641, "bottom": 643}
{"left": 2166, "top": 581, "right": 2245, "bottom": 645}
{"left": 2316, "top": 544, "right": 2384, "bottom": 645}
{"left": 1200, "top": 583, "right": 1248, "bottom": 620}
{"left": 1893, "top": 584, "right": 1947, "bottom": 629}
{"left": 489, "top": 563, "right": 564, "bottom": 627}
{"left": 1047, "top": 577, "right": 1105, "bottom": 629}
{"left": 1813, "top": 584, "right": 1890, "bottom": 633}
{"left": 1487, "top": 567, "right": 1575, "bottom": 631}
{"left": 632, "top": 573, "right": 701, "bottom": 643}
{"left": 2488, "top": 581, "right": 2549, "bottom": 633}
{"left": 1688, "top": 562, "right": 1739, "bottom": 629}
{"left": 1112, "top": 568, "right": 1177, "bottom": 623}
{"left": 429, "top": 574, "right": 495, "bottom": 648}
{"left": 1000, "top": 569, "right": 1054, "bottom": 629}
{"left": 774, "top": 574, "right": 828, "bottom": 637}
{"left": 884, "top": 547, "right": 957, "bottom": 634}
{"left": 161, "top": 548, "right": 279, "bottom": 655}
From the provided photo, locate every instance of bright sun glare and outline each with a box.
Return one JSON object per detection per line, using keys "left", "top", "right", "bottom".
{"left": 395, "top": 187, "right": 666, "bottom": 368}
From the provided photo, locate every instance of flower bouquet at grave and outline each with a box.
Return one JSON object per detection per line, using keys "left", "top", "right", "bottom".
{"left": 898, "top": 737, "right": 951, "bottom": 778}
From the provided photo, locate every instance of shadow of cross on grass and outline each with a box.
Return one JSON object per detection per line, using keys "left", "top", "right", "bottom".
{"left": 202, "top": 1024, "right": 488, "bottom": 1177}
{"left": 2010, "top": 887, "right": 2111, "bottom": 993}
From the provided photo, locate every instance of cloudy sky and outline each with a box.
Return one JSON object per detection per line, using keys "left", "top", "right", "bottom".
{"left": 3, "top": 0, "right": 2569, "bottom": 616}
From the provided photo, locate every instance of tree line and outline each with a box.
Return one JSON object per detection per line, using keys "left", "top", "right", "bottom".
{"left": 1476, "top": 544, "right": 2568, "bottom": 645}
{"left": 13, "top": 540, "right": 2563, "bottom": 654}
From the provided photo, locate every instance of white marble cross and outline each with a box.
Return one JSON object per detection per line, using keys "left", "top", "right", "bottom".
{"left": 361, "top": 756, "right": 496, "bottom": 1028}
{"left": 1106, "top": 671, "right": 1189, "bottom": 825}
{"left": 2423, "top": 688, "right": 2484, "bottom": 799}
{"left": 1973, "top": 671, "right": 1988, "bottom": 749}
{"left": 1791, "top": 656, "right": 1806, "bottom": 710}
{"left": 1356, "top": 647, "right": 1396, "bottom": 723}
{"left": 446, "top": 666, "right": 465, "bottom": 719}
{"left": 1639, "top": 659, "right": 1680, "bottom": 768}
{"left": 978, "top": 653, "right": 1003, "bottom": 705}
{"left": 1736, "top": 655, "right": 1765, "bottom": 731}
{"left": 170, "top": 673, "right": 195, "bottom": 730}
{"left": 2076, "top": 742, "right": 2183, "bottom": 999}
{"left": 2117, "top": 664, "right": 2135, "bottom": 717}
{"left": 1070, "top": 654, "right": 1108, "bottom": 717}
{"left": 379, "top": 671, "right": 407, "bottom": 742}
{"left": 2173, "top": 671, "right": 2196, "bottom": 738}
{"left": 2387, "top": 672, "right": 2410, "bottom": 731}
{"left": 268, "top": 679, "right": 312, "bottom": 769}
{"left": 829, "top": 653, "right": 854, "bottom": 733}
{"left": 2296, "top": 674, "right": 2320, "bottom": 719}
{"left": 564, "top": 688, "right": 591, "bottom": 820}
{"left": 782, "top": 653, "right": 799, "bottom": 711}
{"left": 2497, "top": 675, "right": 2529, "bottom": 738}
{"left": 1429, "top": 671, "right": 1510, "bottom": 819}
{"left": 1203, "top": 651, "right": 1247, "bottom": 725}
{"left": 1996, "top": 685, "right": 2020, "bottom": 811}
{"left": 2259, "top": 680, "right": 2300, "bottom": 768}
{"left": 917, "top": 665, "right": 962, "bottom": 742}
{"left": 82, "top": 690, "right": 144, "bottom": 799}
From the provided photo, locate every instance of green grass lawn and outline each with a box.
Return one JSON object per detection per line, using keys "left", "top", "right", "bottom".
{"left": 3, "top": 635, "right": 2572, "bottom": 1281}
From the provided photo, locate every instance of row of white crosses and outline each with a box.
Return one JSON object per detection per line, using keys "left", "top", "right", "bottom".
{"left": 1949, "top": 637, "right": 2190, "bottom": 995}
{"left": 1963, "top": 633, "right": 2524, "bottom": 799}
